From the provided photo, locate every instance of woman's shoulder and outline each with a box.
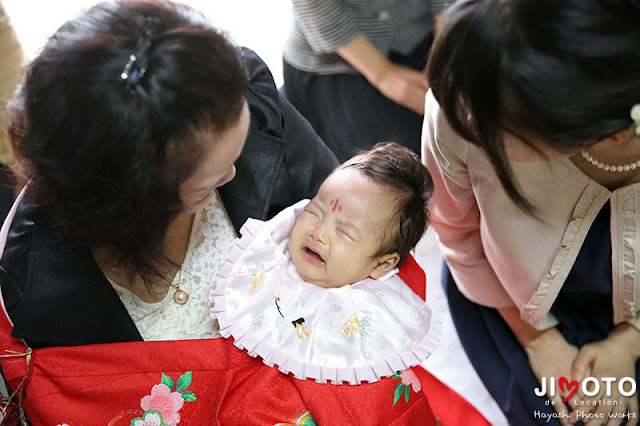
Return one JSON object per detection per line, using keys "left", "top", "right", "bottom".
{"left": 219, "top": 49, "right": 337, "bottom": 229}
{"left": 241, "top": 48, "right": 275, "bottom": 87}
{"left": 241, "top": 48, "right": 282, "bottom": 124}
{"left": 0, "top": 193, "right": 140, "bottom": 347}
{"left": 423, "top": 90, "right": 471, "bottom": 160}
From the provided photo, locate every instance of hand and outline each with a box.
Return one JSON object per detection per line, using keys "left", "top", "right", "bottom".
{"left": 568, "top": 324, "right": 640, "bottom": 426}
{"left": 372, "top": 62, "right": 429, "bottom": 115}
{"left": 525, "top": 327, "right": 580, "bottom": 425}
{"left": 336, "top": 34, "right": 429, "bottom": 115}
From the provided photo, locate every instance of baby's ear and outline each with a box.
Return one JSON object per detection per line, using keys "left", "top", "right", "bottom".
{"left": 370, "top": 252, "right": 401, "bottom": 279}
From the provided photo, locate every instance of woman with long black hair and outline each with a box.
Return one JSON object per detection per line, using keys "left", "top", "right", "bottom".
{"left": 423, "top": 1, "right": 640, "bottom": 424}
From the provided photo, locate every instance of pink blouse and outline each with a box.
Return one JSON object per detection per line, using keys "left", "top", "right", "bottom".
{"left": 422, "top": 91, "right": 640, "bottom": 330}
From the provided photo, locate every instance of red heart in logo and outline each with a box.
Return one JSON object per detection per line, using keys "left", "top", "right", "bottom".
{"left": 559, "top": 376, "right": 578, "bottom": 402}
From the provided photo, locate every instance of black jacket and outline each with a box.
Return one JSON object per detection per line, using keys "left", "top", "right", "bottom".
{"left": 0, "top": 49, "right": 338, "bottom": 348}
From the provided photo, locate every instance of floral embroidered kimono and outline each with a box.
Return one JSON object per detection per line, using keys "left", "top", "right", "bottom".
{"left": 0, "top": 323, "right": 439, "bottom": 425}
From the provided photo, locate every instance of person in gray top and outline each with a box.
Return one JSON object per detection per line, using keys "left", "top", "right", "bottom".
{"left": 282, "top": 0, "right": 454, "bottom": 161}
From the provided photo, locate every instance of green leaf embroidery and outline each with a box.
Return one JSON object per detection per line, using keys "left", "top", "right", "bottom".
{"left": 161, "top": 373, "right": 174, "bottom": 390}
{"left": 393, "top": 382, "right": 404, "bottom": 406}
{"left": 181, "top": 391, "right": 198, "bottom": 402}
{"left": 404, "top": 384, "right": 410, "bottom": 403}
{"left": 176, "top": 371, "right": 193, "bottom": 392}
{"left": 303, "top": 418, "right": 318, "bottom": 426}
{"left": 392, "top": 372, "right": 401, "bottom": 379}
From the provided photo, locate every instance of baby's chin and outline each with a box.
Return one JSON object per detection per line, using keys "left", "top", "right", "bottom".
{"left": 291, "top": 261, "right": 364, "bottom": 289}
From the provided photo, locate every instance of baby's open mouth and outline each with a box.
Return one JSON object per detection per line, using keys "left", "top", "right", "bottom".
{"left": 303, "top": 246, "right": 325, "bottom": 264}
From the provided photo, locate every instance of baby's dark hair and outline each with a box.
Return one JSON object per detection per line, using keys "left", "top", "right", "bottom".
{"left": 338, "top": 142, "right": 433, "bottom": 266}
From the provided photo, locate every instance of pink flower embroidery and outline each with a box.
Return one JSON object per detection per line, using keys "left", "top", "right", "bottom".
{"left": 400, "top": 369, "right": 422, "bottom": 393}
{"left": 140, "top": 384, "right": 184, "bottom": 426}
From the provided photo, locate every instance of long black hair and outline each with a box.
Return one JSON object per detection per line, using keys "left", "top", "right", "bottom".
{"left": 8, "top": 0, "right": 247, "bottom": 285}
{"left": 428, "top": 0, "right": 640, "bottom": 212}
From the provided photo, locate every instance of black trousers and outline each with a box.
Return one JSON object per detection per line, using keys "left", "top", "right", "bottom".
{"left": 282, "top": 35, "right": 432, "bottom": 162}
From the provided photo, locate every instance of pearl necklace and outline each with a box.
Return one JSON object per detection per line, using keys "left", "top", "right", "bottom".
{"left": 580, "top": 150, "right": 640, "bottom": 173}
{"left": 172, "top": 268, "right": 189, "bottom": 305}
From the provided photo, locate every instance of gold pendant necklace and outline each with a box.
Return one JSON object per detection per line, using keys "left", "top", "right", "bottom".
{"left": 172, "top": 268, "right": 189, "bottom": 305}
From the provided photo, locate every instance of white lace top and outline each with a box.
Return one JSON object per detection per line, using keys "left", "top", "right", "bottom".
{"left": 109, "top": 191, "right": 237, "bottom": 341}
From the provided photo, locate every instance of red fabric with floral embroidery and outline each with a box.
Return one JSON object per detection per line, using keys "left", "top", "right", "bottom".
{"left": 0, "top": 256, "right": 434, "bottom": 425}
{"left": 0, "top": 255, "right": 489, "bottom": 425}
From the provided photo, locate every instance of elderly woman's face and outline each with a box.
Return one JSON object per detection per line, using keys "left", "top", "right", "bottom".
{"left": 179, "top": 102, "right": 250, "bottom": 215}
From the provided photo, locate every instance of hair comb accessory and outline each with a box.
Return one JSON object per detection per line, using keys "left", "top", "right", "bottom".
{"left": 120, "top": 17, "right": 154, "bottom": 90}
{"left": 630, "top": 103, "right": 640, "bottom": 136}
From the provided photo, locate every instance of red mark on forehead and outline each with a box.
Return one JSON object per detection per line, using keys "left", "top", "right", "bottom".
{"left": 330, "top": 199, "right": 343, "bottom": 213}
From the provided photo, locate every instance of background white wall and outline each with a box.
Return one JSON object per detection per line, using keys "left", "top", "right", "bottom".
{"left": 3, "top": 0, "right": 291, "bottom": 86}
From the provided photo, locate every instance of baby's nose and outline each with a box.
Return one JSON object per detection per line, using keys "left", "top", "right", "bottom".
{"left": 310, "top": 223, "right": 328, "bottom": 245}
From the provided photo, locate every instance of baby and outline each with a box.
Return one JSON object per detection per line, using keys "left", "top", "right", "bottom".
{"left": 289, "top": 142, "right": 428, "bottom": 289}
{"left": 210, "top": 142, "right": 442, "bottom": 385}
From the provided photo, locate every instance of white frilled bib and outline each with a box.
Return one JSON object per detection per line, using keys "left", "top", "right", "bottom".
{"left": 209, "top": 200, "right": 442, "bottom": 385}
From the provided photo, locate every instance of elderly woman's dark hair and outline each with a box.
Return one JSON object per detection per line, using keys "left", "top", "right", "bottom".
{"left": 339, "top": 142, "right": 433, "bottom": 266}
{"left": 428, "top": 0, "right": 640, "bottom": 212}
{"left": 8, "top": 0, "right": 247, "bottom": 285}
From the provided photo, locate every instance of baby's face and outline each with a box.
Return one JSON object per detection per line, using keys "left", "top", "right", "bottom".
{"left": 289, "top": 168, "right": 398, "bottom": 288}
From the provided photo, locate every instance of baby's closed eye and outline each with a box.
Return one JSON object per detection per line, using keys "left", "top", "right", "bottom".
{"left": 336, "top": 228, "right": 356, "bottom": 241}
{"left": 303, "top": 208, "right": 320, "bottom": 219}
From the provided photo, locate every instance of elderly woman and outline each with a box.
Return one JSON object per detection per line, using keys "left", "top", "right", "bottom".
{"left": 1, "top": 0, "right": 337, "bottom": 348}
{"left": 423, "top": 1, "right": 640, "bottom": 425}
